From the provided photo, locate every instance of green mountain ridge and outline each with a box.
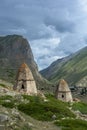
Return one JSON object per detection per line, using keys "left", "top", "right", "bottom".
{"left": 40, "top": 46, "right": 87, "bottom": 86}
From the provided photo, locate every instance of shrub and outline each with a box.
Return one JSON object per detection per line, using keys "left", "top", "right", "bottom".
{"left": 0, "top": 95, "right": 12, "bottom": 100}
{"left": 0, "top": 95, "right": 15, "bottom": 108}
{"left": 55, "top": 119, "right": 87, "bottom": 130}
{"left": 0, "top": 83, "right": 6, "bottom": 88}
{"left": 22, "top": 95, "right": 43, "bottom": 103}
{"left": 2, "top": 102, "right": 14, "bottom": 108}
{"left": 72, "top": 102, "right": 87, "bottom": 114}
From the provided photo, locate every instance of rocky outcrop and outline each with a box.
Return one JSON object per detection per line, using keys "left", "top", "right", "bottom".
{"left": 0, "top": 35, "right": 50, "bottom": 89}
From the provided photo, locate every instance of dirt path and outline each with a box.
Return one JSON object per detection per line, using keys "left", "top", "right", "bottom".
{"left": 32, "top": 121, "right": 61, "bottom": 130}
{"left": 25, "top": 115, "right": 61, "bottom": 130}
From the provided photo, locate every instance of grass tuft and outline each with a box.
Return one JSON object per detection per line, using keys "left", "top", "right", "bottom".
{"left": 72, "top": 102, "right": 87, "bottom": 114}
{"left": 55, "top": 119, "right": 87, "bottom": 130}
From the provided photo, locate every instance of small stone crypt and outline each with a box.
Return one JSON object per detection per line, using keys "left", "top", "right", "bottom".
{"left": 55, "top": 79, "right": 73, "bottom": 102}
{"left": 13, "top": 63, "right": 37, "bottom": 95}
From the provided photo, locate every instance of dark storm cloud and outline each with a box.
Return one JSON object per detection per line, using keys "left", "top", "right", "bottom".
{"left": 0, "top": 0, "right": 87, "bottom": 69}
{"left": 45, "top": 16, "right": 75, "bottom": 33}
{"left": 0, "top": 0, "right": 77, "bottom": 38}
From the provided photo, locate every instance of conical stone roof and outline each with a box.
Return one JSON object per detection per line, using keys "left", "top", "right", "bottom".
{"left": 14, "top": 63, "right": 37, "bottom": 95}
{"left": 57, "top": 79, "right": 70, "bottom": 92}
{"left": 55, "top": 79, "right": 73, "bottom": 102}
{"left": 16, "top": 63, "right": 34, "bottom": 81}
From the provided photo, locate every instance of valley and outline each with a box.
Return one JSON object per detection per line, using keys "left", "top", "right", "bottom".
{"left": 0, "top": 35, "right": 87, "bottom": 130}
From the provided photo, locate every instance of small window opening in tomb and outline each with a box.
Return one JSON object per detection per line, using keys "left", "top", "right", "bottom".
{"left": 41, "top": 88, "right": 44, "bottom": 90}
{"left": 62, "top": 94, "right": 64, "bottom": 98}
{"left": 22, "top": 84, "right": 25, "bottom": 89}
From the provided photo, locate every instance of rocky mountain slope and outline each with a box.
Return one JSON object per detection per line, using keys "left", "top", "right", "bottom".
{"left": 0, "top": 35, "right": 50, "bottom": 89}
{"left": 40, "top": 46, "right": 87, "bottom": 86}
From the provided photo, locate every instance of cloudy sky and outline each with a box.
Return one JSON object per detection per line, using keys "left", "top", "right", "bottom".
{"left": 0, "top": 0, "right": 87, "bottom": 70}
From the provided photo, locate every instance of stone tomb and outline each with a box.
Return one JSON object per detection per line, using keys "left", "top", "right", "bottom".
{"left": 55, "top": 79, "right": 73, "bottom": 102}
{"left": 13, "top": 63, "right": 37, "bottom": 95}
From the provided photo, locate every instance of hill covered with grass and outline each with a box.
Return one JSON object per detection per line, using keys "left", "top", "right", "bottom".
{"left": 1, "top": 80, "right": 87, "bottom": 130}
{"left": 40, "top": 47, "right": 87, "bottom": 86}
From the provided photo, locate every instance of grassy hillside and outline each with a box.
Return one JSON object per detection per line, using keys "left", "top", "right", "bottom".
{"left": 18, "top": 94, "right": 75, "bottom": 121}
{"left": 55, "top": 119, "right": 87, "bottom": 130}
{"left": 41, "top": 47, "right": 87, "bottom": 86}
{"left": 1, "top": 81, "right": 87, "bottom": 130}
{"left": 0, "top": 94, "right": 75, "bottom": 121}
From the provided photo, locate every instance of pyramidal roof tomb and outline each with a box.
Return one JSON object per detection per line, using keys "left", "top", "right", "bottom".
{"left": 55, "top": 79, "right": 73, "bottom": 102}
{"left": 13, "top": 63, "right": 37, "bottom": 95}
